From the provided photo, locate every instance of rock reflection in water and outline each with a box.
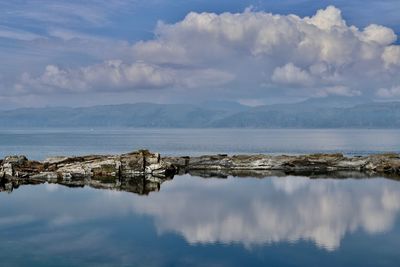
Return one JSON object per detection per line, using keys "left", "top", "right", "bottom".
{"left": 0, "top": 174, "right": 172, "bottom": 196}
{"left": 1, "top": 175, "right": 400, "bottom": 251}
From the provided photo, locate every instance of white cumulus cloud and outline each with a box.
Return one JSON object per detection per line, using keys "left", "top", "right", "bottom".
{"left": 12, "top": 5, "right": 400, "bottom": 100}
{"left": 382, "top": 46, "right": 400, "bottom": 67}
{"left": 361, "top": 24, "right": 397, "bottom": 45}
{"left": 272, "top": 63, "right": 313, "bottom": 86}
{"left": 16, "top": 61, "right": 233, "bottom": 93}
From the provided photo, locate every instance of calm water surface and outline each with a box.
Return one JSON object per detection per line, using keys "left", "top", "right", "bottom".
{"left": 1, "top": 175, "right": 400, "bottom": 266}
{"left": 1, "top": 128, "right": 400, "bottom": 266}
{"left": 0, "top": 128, "right": 399, "bottom": 160}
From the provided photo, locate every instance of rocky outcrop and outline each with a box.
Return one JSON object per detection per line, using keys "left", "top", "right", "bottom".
{"left": 0, "top": 150, "right": 176, "bottom": 195}
{"left": 163, "top": 153, "right": 400, "bottom": 178}
{"left": 2, "top": 151, "right": 400, "bottom": 195}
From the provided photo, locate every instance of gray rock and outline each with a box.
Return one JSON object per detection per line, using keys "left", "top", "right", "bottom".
{"left": 163, "top": 153, "right": 400, "bottom": 177}
{"left": 4, "top": 155, "right": 28, "bottom": 165}
{"left": 2, "top": 150, "right": 400, "bottom": 196}
{"left": 0, "top": 150, "right": 176, "bottom": 182}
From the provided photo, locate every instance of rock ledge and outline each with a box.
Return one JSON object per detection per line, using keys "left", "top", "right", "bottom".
{"left": 164, "top": 153, "right": 400, "bottom": 178}
{"left": 0, "top": 150, "right": 175, "bottom": 195}
{"left": 2, "top": 151, "right": 400, "bottom": 194}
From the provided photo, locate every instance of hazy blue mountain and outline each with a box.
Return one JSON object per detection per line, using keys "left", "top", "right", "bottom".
{"left": 200, "top": 101, "right": 249, "bottom": 112}
{"left": 295, "top": 95, "right": 371, "bottom": 109}
{"left": 0, "top": 103, "right": 237, "bottom": 128}
{"left": 212, "top": 100, "right": 400, "bottom": 128}
{"left": 1, "top": 97, "right": 400, "bottom": 128}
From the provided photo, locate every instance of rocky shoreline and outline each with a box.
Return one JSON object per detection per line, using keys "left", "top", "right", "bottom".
{"left": 166, "top": 153, "right": 400, "bottom": 178}
{"left": 1, "top": 150, "right": 400, "bottom": 194}
{"left": 0, "top": 150, "right": 176, "bottom": 195}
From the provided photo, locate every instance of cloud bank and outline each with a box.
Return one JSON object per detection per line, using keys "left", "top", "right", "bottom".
{"left": 5, "top": 5, "right": 400, "bottom": 101}
{"left": 16, "top": 61, "right": 233, "bottom": 93}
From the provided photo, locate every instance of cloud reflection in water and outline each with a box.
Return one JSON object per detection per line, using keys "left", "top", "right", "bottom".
{"left": 132, "top": 175, "right": 400, "bottom": 251}
{"left": 1, "top": 175, "right": 400, "bottom": 252}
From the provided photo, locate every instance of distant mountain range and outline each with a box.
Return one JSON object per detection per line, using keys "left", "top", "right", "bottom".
{"left": 1, "top": 97, "right": 400, "bottom": 128}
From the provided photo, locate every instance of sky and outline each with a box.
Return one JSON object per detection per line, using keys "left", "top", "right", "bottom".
{"left": 0, "top": 0, "right": 399, "bottom": 108}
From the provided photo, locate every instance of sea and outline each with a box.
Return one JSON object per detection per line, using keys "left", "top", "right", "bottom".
{"left": 1, "top": 128, "right": 400, "bottom": 266}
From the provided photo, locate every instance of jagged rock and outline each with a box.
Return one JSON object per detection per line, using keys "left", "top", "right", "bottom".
{"left": 0, "top": 150, "right": 176, "bottom": 183}
{"left": 1, "top": 155, "right": 44, "bottom": 178}
{"left": 162, "top": 153, "right": 400, "bottom": 177}
{"left": 0, "top": 150, "right": 176, "bottom": 196}
{"left": 2, "top": 150, "right": 400, "bottom": 196}
{"left": 4, "top": 155, "right": 28, "bottom": 165}
{"left": 2, "top": 162, "right": 14, "bottom": 177}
